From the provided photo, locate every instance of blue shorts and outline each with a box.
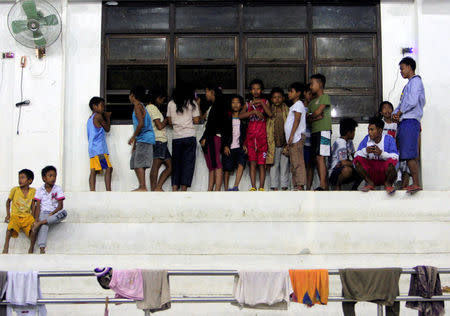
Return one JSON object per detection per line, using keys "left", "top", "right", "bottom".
{"left": 304, "top": 146, "right": 311, "bottom": 165}
{"left": 397, "top": 119, "right": 420, "bottom": 160}
{"left": 222, "top": 148, "right": 247, "bottom": 172}
{"left": 153, "top": 141, "right": 171, "bottom": 161}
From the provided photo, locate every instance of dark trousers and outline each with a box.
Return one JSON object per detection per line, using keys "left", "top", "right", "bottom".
{"left": 171, "top": 136, "right": 197, "bottom": 187}
{"left": 342, "top": 301, "right": 399, "bottom": 316}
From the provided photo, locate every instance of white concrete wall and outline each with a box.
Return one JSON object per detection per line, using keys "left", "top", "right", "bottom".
{"left": 416, "top": 0, "right": 450, "bottom": 190}
{"left": 0, "top": 0, "right": 65, "bottom": 191}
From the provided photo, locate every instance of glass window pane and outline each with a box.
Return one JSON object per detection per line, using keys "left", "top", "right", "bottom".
{"left": 177, "top": 37, "right": 235, "bottom": 60}
{"left": 316, "top": 36, "right": 374, "bottom": 60}
{"left": 247, "top": 37, "right": 305, "bottom": 60}
{"left": 244, "top": 6, "right": 306, "bottom": 30}
{"left": 246, "top": 66, "right": 305, "bottom": 90}
{"left": 107, "top": 65, "right": 168, "bottom": 91}
{"left": 108, "top": 37, "right": 167, "bottom": 61}
{"left": 105, "top": 6, "right": 169, "bottom": 32}
{"left": 176, "top": 66, "right": 237, "bottom": 90}
{"left": 176, "top": 6, "right": 238, "bottom": 30}
{"left": 316, "top": 66, "right": 374, "bottom": 89}
{"left": 331, "top": 95, "right": 376, "bottom": 119}
{"left": 312, "top": 6, "right": 377, "bottom": 30}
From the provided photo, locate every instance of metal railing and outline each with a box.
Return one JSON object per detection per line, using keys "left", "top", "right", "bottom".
{"left": 1, "top": 268, "right": 449, "bottom": 316}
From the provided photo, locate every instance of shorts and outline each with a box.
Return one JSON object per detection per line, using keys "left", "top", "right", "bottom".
{"left": 90, "top": 154, "right": 112, "bottom": 171}
{"left": 246, "top": 128, "right": 268, "bottom": 165}
{"left": 222, "top": 147, "right": 248, "bottom": 172}
{"left": 354, "top": 156, "right": 397, "bottom": 186}
{"left": 329, "top": 166, "right": 359, "bottom": 186}
{"left": 8, "top": 213, "right": 35, "bottom": 238}
{"left": 304, "top": 146, "right": 311, "bottom": 165}
{"left": 310, "top": 131, "right": 331, "bottom": 161}
{"left": 153, "top": 141, "right": 171, "bottom": 161}
{"left": 130, "top": 142, "right": 153, "bottom": 169}
{"left": 397, "top": 119, "right": 420, "bottom": 160}
{"left": 203, "top": 136, "right": 222, "bottom": 172}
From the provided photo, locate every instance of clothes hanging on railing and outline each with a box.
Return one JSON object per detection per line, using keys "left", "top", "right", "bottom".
{"left": 289, "top": 269, "right": 329, "bottom": 306}
{"left": 233, "top": 271, "right": 292, "bottom": 309}
{"left": 406, "top": 266, "right": 445, "bottom": 316}
{"left": 0, "top": 271, "right": 7, "bottom": 316}
{"left": 109, "top": 269, "right": 144, "bottom": 301}
{"left": 339, "top": 268, "right": 401, "bottom": 316}
{"left": 104, "top": 297, "right": 109, "bottom": 316}
{"left": 5, "top": 271, "right": 46, "bottom": 316}
{"left": 136, "top": 270, "right": 171, "bottom": 314}
{"left": 94, "top": 267, "right": 113, "bottom": 290}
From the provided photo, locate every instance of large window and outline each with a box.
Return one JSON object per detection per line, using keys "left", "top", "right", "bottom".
{"left": 102, "top": 1, "right": 381, "bottom": 123}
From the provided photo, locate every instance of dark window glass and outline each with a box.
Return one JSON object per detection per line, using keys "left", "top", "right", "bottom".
{"left": 247, "top": 37, "right": 305, "bottom": 60}
{"left": 176, "top": 6, "right": 238, "bottom": 30}
{"left": 177, "top": 37, "right": 235, "bottom": 60}
{"left": 315, "top": 36, "right": 374, "bottom": 60}
{"left": 244, "top": 6, "right": 307, "bottom": 30}
{"left": 108, "top": 37, "right": 167, "bottom": 61}
{"left": 246, "top": 66, "right": 306, "bottom": 90}
{"left": 105, "top": 6, "right": 169, "bottom": 32}
{"left": 312, "top": 6, "right": 377, "bottom": 30}
{"left": 107, "top": 65, "right": 167, "bottom": 91}
{"left": 176, "top": 66, "right": 237, "bottom": 90}
{"left": 316, "top": 66, "right": 374, "bottom": 89}
{"left": 331, "top": 95, "right": 376, "bottom": 119}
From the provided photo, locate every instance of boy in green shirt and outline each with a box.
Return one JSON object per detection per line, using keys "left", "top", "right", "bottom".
{"left": 307, "top": 74, "right": 332, "bottom": 190}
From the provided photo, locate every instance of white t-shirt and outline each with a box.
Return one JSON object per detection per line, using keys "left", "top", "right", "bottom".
{"left": 284, "top": 100, "right": 307, "bottom": 144}
{"left": 382, "top": 119, "right": 397, "bottom": 139}
{"left": 146, "top": 104, "right": 167, "bottom": 143}
{"left": 231, "top": 118, "right": 240, "bottom": 149}
{"left": 329, "top": 137, "right": 355, "bottom": 174}
{"left": 167, "top": 100, "right": 200, "bottom": 139}
{"left": 34, "top": 184, "right": 65, "bottom": 214}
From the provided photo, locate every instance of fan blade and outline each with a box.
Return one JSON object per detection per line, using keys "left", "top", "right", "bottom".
{"left": 11, "top": 20, "right": 29, "bottom": 34}
{"left": 40, "top": 14, "right": 59, "bottom": 26}
{"left": 22, "top": 0, "right": 39, "bottom": 20}
{"left": 33, "top": 30, "right": 47, "bottom": 48}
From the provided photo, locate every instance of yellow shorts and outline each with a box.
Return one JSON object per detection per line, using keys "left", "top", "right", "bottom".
{"left": 8, "top": 213, "right": 35, "bottom": 238}
{"left": 90, "top": 154, "right": 112, "bottom": 171}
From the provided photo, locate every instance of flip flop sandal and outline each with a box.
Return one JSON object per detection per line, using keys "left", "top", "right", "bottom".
{"left": 385, "top": 186, "right": 396, "bottom": 195}
{"left": 407, "top": 185, "right": 422, "bottom": 194}
{"left": 360, "top": 185, "right": 375, "bottom": 192}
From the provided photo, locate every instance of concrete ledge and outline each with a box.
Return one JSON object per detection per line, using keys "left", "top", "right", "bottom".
{"left": 1, "top": 221, "right": 448, "bottom": 255}
{"left": 1, "top": 191, "right": 448, "bottom": 223}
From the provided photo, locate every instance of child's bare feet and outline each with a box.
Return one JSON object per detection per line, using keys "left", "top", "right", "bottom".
{"left": 28, "top": 247, "right": 34, "bottom": 254}
{"left": 2, "top": 248, "right": 8, "bottom": 254}
{"left": 132, "top": 187, "right": 147, "bottom": 192}
{"left": 40, "top": 247, "right": 45, "bottom": 254}
{"left": 154, "top": 187, "right": 164, "bottom": 192}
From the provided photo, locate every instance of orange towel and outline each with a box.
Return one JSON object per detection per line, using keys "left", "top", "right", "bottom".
{"left": 289, "top": 269, "right": 329, "bottom": 306}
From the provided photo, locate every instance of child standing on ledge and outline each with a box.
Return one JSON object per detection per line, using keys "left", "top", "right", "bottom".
{"left": 239, "top": 79, "right": 272, "bottom": 191}
{"left": 87, "top": 97, "right": 112, "bottom": 191}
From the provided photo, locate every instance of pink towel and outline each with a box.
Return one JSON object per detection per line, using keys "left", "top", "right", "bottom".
{"left": 109, "top": 269, "right": 144, "bottom": 300}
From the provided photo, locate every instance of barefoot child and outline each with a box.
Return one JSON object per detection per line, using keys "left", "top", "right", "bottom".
{"left": 222, "top": 95, "right": 248, "bottom": 191}
{"left": 87, "top": 97, "right": 113, "bottom": 191}
{"left": 128, "top": 86, "right": 156, "bottom": 191}
{"left": 33, "top": 166, "right": 67, "bottom": 254}
{"left": 284, "top": 82, "right": 307, "bottom": 191}
{"left": 239, "top": 79, "right": 272, "bottom": 191}
{"left": 3, "top": 169, "right": 37, "bottom": 254}
{"left": 147, "top": 100, "right": 172, "bottom": 191}
{"left": 266, "top": 87, "right": 290, "bottom": 191}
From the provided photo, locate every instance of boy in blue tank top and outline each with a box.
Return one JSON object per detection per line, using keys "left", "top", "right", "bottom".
{"left": 128, "top": 86, "right": 156, "bottom": 191}
{"left": 87, "top": 97, "right": 112, "bottom": 191}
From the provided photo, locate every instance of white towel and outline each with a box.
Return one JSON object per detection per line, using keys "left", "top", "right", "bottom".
{"left": 6, "top": 271, "right": 46, "bottom": 316}
{"left": 233, "top": 271, "right": 292, "bottom": 307}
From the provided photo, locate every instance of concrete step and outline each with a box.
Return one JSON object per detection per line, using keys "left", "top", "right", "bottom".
{"left": 2, "top": 220, "right": 448, "bottom": 255}
{"left": 1, "top": 191, "right": 449, "bottom": 223}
